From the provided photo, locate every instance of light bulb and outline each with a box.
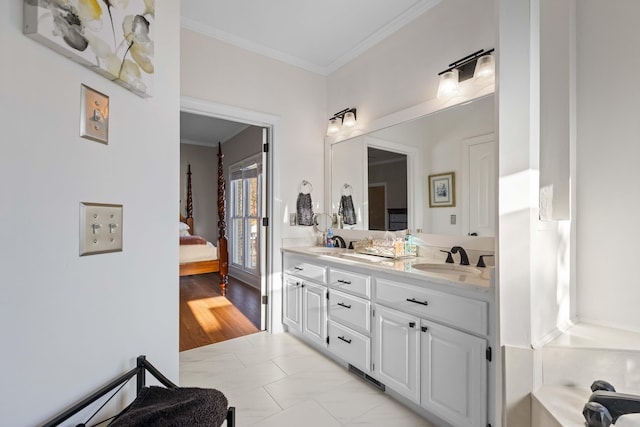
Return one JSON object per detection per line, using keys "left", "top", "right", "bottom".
{"left": 474, "top": 55, "right": 495, "bottom": 80}
{"left": 437, "top": 69, "right": 459, "bottom": 99}
{"left": 326, "top": 118, "right": 340, "bottom": 135}
{"left": 342, "top": 111, "right": 356, "bottom": 128}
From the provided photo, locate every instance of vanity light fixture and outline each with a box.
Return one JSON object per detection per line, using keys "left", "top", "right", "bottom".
{"left": 326, "top": 107, "right": 357, "bottom": 135}
{"left": 437, "top": 48, "right": 495, "bottom": 99}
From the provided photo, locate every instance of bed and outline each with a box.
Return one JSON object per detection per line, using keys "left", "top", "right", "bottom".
{"left": 179, "top": 143, "right": 229, "bottom": 295}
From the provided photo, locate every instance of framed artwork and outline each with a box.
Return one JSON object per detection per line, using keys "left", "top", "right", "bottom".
{"left": 428, "top": 172, "right": 455, "bottom": 208}
{"left": 23, "top": 0, "right": 155, "bottom": 98}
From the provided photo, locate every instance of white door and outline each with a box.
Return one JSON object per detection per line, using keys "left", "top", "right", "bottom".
{"left": 302, "top": 281, "right": 327, "bottom": 347}
{"left": 420, "top": 320, "right": 487, "bottom": 427}
{"left": 282, "top": 276, "right": 301, "bottom": 332}
{"left": 467, "top": 136, "right": 496, "bottom": 236}
{"left": 374, "top": 305, "right": 420, "bottom": 403}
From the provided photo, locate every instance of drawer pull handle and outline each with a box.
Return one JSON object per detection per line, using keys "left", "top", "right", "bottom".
{"left": 407, "top": 297, "right": 429, "bottom": 306}
{"left": 294, "top": 266, "right": 304, "bottom": 271}
{"left": 337, "top": 302, "right": 352, "bottom": 309}
{"left": 421, "top": 326, "right": 429, "bottom": 332}
{"left": 409, "top": 322, "right": 416, "bottom": 328}
{"left": 337, "top": 279, "right": 352, "bottom": 285}
{"left": 338, "top": 336, "right": 352, "bottom": 344}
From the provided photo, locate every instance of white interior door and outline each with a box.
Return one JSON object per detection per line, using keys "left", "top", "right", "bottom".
{"left": 467, "top": 136, "right": 496, "bottom": 236}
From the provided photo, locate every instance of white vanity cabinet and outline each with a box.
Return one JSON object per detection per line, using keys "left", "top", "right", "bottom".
{"left": 327, "top": 267, "right": 373, "bottom": 373}
{"left": 375, "top": 277, "right": 489, "bottom": 427}
{"left": 420, "top": 319, "right": 487, "bottom": 427}
{"left": 281, "top": 250, "right": 494, "bottom": 427}
{"left": 283, "top": 256, "right": 328, "bottom": 348}
{"left": 373, "top": 304, "right": 420, "bottom": 402}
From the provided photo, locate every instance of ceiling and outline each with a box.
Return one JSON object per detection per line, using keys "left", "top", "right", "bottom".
{"left": 180, "top": 0, "right": 442, "bottom": 146}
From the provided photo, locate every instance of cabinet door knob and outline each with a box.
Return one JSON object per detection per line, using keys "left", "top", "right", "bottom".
{"left": 421, "top": 326, "right": 428, "bottom": 332}
{"left": 409, "top": 322, "right": 416, "bottom": 328}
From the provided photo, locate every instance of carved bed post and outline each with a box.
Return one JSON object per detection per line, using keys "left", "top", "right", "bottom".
{"left": 217, "top": 143, "right": 229, "bottom": 295}
{"left": 185, "top": 164, "right": 194, "bottom": 234}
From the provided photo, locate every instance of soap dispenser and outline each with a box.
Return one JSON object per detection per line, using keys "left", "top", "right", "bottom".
{"left": 326, "top": 228, "right": 334, "bottom": 247}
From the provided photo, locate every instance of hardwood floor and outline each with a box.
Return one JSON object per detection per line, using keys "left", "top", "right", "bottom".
{"left": 179, "top": 273, "right": 261, "bottom": 351}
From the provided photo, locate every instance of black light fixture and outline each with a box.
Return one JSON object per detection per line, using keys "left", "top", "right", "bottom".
{"left": 437, "top": 48, "right": 495, "bottom": 99}
{"left": 326, "top": 107, "right": 357, "bottom": 135}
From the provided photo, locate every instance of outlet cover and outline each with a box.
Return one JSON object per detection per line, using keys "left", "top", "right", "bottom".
{"left": 80, "top": 202, "right": 123, "bottom": 256}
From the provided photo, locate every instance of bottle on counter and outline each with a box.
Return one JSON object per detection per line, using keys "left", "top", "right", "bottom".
{"left": 326, "top": 228, "right": 334, "bottom": 247}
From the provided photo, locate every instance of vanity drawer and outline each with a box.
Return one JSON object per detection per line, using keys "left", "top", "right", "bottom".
{"left": 329, "top": 289, "right": 371, "bottom": 334}
{"left": 328, "top": 320, "right": 371, "bottom": 373}
{"left": 284, "top": 258, "right": 326, "bottom": 284}
{"left": 329, "top": 268, "right": 371, "bottom": 298}
{"left": 376, "top": 278, "right": 488, "bottom": 336}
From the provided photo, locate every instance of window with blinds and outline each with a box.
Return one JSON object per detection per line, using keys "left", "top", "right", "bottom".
{"left": 229, "top": 155, "right": 262, "bottom": 275}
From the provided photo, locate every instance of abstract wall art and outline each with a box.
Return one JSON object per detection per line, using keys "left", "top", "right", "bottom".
{"left": 24, "top": 0, "right": 155, "bottom": 98}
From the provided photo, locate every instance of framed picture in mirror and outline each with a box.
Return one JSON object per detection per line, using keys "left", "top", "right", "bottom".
{"left": 428, "top": 172, "right": 455, "bottom": 207}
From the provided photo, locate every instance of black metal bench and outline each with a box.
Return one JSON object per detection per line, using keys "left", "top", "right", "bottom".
{"left": 41, "top": 355, "right": 235, "bottom": 427}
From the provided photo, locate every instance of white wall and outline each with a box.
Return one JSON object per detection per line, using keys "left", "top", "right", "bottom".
{"left": 576, "top": 0, "right": 640, "bottom": 332}
{"left": 0, "top": 2, "right": 180, "bottom": 425}
{"left": 180, "top": 29, "right": 327, "bottom": 331}
{"left": 180, "top": 144, "right": 218, "bottom": 242}
{"left": 326, "top": 0, "right": 495, "bottom": 123}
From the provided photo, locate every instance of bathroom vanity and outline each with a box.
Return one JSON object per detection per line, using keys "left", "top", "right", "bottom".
{"left": 282, "top": 247, "right": 496, "bottom": 427}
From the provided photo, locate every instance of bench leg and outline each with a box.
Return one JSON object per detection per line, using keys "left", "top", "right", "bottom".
{"left": 227, "top": 406, "right": 236, "bottom": 427}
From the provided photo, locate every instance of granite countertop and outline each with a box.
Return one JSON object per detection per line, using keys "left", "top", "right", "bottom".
{"left": 282, "top": 246, "right": 494, "bottom": 291}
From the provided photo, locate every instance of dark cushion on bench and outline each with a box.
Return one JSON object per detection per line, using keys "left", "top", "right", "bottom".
{"left": 109, "top": 386, "right": 228, "bottom": 427}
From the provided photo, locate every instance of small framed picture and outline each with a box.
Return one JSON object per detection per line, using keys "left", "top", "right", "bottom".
{"left": 428, "top": 172, "right": 455, "bottom": 208}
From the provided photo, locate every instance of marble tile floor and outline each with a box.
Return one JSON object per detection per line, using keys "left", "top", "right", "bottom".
{"left": 179, "top": 331, "right": 435, "bottom": 427}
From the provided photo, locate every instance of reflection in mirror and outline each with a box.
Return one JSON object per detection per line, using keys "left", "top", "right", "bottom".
{"left": 313, "top": 213, "right": 332, "bottom": 232}
{"left": 367, "top": 147, "right": 407, "bottom": 230}
{"left": 330, "top": 94, "right": 495, "bottom": 236}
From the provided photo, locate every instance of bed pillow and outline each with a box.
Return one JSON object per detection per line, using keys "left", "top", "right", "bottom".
{"left": 179, "top": 222, "right": 190, "bottom": 236}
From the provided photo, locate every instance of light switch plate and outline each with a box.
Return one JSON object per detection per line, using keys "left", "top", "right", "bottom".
{"left": 80, "top": 202, "right": 123, "bottom": 256}
{"left": 80, "top": 84, "right": 109, "bottom": 144}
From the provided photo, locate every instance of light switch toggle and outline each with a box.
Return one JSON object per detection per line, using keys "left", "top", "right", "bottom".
{"left": 80, "top": 202, "right": 123, "bottom": 256}
{"left": 92, "top": 109, "right": 104, "bottom": 130}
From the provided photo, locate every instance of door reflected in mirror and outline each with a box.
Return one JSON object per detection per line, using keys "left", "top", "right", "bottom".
{"left": 367, "top": 147, "right": 407, "bottom": 231}
{"left": 330, "top": 94, "right": 495, "bottom": 236}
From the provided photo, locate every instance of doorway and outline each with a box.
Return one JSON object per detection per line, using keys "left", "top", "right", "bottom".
{"left": 179, "top": 99, "right": 274, "bottom": 350}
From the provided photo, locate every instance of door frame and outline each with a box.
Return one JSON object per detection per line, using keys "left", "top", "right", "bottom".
{"left": 180, "top": 96, "right": 279, "bottom": 333}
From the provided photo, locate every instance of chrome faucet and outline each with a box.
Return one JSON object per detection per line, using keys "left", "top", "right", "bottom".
{"left": 330, "top": 235, "right": 347, "bottom": 248}
{"left": 450, "top": 246, "right": 470, "bottom": 265}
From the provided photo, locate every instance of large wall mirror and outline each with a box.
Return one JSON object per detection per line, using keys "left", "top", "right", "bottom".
{"left": 329, "top": 94, "right": 495, "bottom": 236}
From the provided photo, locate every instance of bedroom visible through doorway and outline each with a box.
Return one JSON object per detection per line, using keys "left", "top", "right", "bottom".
{"left": 179, "top": 110, "right": 269, "bottom": 350}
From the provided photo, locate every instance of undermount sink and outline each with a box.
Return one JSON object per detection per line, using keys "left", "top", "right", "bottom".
{"left": 339, "top": 252, "right": 386, "bottom": 263}
{"left": 411, "top": 263, "right": 482, "bottom": 275}
{"left": 306, "top": 247, "right": 346, "bottom": 255}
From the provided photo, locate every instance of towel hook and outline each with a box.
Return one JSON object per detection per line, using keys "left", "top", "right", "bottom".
{"left": 298, "top": 180, "right": 313, "bottom": 194}
{"left": 341, "top": 183, "right": 353, "bottom": 196}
